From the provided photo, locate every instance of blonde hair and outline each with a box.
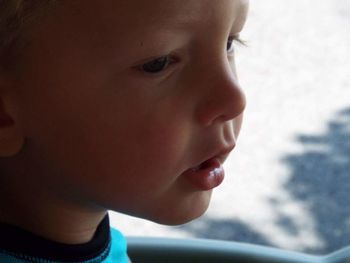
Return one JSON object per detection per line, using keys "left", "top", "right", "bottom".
{"left": 0, "top": 0, "right": 56, "bottom": 71}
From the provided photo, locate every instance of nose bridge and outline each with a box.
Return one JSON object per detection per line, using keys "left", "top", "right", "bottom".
{"left": 196, "top": 58, "right": 246, "bottom": 126}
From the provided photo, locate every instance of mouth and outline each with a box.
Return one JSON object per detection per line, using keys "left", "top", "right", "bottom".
{"left": 182, "top": 157, "right": 224, "bottom": 190}
{"left": 181, "top": 145, "right": 235, "bottom": 190}
{"left": 191, "top": 158, "right": 223, "bottom": 174}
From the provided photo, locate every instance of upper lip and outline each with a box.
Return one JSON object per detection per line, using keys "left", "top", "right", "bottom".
{"left": 190, "top": 144, "right": 236, "bottom": 170}
{"left": 213, "top": 144, "right": 236, "bottom": 164}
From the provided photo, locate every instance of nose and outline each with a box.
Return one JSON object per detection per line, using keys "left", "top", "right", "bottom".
{"left": 195, "top": 61, "right": 246, "bottom": 126}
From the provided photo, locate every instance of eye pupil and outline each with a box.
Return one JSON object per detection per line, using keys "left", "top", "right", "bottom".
{"left": 142, "top": 57, "right": 169, "bottom": 73}
{"left": 227, "top": 39, "right": 234, "bottom": 52}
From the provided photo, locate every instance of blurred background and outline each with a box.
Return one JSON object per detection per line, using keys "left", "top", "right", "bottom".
{"left": 110, "top": 0, "right": 350, "bottom": 255}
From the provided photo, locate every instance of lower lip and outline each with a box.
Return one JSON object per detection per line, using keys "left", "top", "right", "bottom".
{"left": 182, "top": 158, "right": 225, "bottom": 191}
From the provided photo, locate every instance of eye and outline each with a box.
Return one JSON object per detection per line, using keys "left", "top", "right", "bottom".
{"left": 227, "top": 35, "right": 246, "bottom": 54}
{"left": 227, "top": 37, "right": 235, "bottom": 54}
{"left": 140, "top": 56, "right": 171, "bottom": 74}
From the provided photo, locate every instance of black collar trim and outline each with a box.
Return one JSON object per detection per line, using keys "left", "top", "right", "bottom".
{"left": 0, "top": 215, "right": 111, "bottom": 262}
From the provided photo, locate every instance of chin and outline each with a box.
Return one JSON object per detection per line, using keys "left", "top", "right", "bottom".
{"left": 149, "top": 211, "right": 207, "bottom": 226}
{"left": 147, "top": 193, "right": 212, "bottom": 226}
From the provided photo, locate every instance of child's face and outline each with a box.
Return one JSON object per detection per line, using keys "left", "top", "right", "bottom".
{"left": 9, "top": 0, "right": 248, "bottom": 224}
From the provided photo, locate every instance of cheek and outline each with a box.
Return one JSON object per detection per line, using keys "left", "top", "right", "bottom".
{"left": 65, "top": 112, "right": 194, "bottom": 211}
{"left": 65, "top": 105, "right": 190, "bottom": 188}
{"left": 119, "top": 114, "right": 191, "bottom": 180}
{"left": 142, "top": 122, "right": 188, "bottom": 158}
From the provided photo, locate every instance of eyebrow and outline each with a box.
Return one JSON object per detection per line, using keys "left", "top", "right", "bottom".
{"left": 149, "top": 5, "right": 245, "bottom": 37}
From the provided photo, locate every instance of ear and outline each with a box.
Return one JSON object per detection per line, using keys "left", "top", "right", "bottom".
{"left": 0, "top": 76, "right": 24, "bottom": 157}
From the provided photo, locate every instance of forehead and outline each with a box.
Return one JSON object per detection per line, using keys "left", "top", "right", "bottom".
{"left": 25, "top": 0, "right": 248, "bottom": 68}
{"left": 60, "top": 0, "right": 248, "bottom": 33}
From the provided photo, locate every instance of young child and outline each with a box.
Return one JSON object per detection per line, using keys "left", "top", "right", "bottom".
{"left": 0, "top": 0, "right": 249, "bottom": 262}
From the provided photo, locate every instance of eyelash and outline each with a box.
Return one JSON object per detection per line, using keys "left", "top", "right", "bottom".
{"left": 139, "top": 35, "right": 246, "bottom": 75}
{"left": 227, "top": 35, "right": 246, "bottom": 54}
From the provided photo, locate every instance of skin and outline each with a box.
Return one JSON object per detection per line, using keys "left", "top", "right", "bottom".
{"left": 0, "top": 0, "right": 249, "bottom": 244}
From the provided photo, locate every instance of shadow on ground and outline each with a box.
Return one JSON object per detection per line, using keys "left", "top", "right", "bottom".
{"left": 176, "top": 107, "right": 350, "bottom": 255}
{"left": 280, "top": 107, "right": 350, "bottom": 254}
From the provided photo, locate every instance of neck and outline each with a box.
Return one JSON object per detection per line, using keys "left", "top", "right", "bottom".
{"left": 0, "top": 181, "right": 107, "bottom": 245}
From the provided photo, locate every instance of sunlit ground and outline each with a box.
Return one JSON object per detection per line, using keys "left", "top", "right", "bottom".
{"left": 110, "top": 0, "right": 350, "bottom": 254}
